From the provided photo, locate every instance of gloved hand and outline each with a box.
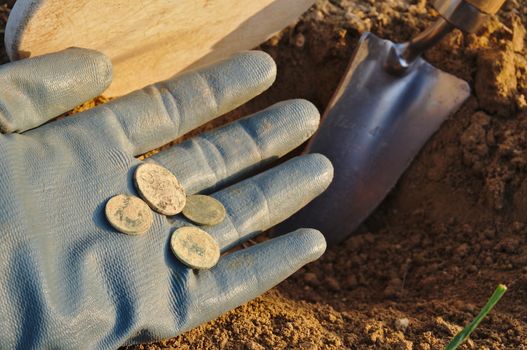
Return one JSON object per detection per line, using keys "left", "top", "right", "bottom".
{"left": 0, "top": 48, "right": 333, "bottom": 349}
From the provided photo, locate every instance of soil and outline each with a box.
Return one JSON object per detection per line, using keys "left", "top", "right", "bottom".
{"left": 1, "top": 0, "right": 527, "bottom": 349}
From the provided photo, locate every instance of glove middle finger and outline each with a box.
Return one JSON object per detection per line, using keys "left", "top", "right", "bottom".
{"left": 170, "top": 153, "right": 333, "bottom": 252}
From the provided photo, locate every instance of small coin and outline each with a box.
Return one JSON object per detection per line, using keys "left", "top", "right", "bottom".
{"left": 182, "top": 195, "right": 226, "bottom": 226}
{"left": 105, "top": 194, "right": 153, "bottom": 235}
{"left": 170, "top": 226, "right": 220, "bottom": 269}
{"left": 134, "top": 163, "right": 186, "bottom": 216}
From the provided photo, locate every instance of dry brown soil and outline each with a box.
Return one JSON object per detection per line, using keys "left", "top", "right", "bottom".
{"left": 1, "top": 0, "right": 527, "bottom": 349}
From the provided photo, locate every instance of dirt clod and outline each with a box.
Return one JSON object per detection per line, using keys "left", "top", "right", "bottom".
{"left": 476, "top": 49, "right": 518, "bottom": 117}
{"left": 395, "top": 318, "right": 410, "bottom": 332}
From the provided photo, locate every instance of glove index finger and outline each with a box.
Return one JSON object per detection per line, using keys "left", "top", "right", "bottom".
{"left": 179, "top": 229, "right": 326, "bottom": 335}
{"left": 0, "top": 48, "right": 112, "bottom": 134}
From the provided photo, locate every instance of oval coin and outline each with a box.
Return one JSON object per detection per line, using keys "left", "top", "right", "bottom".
{"left": 105, "top": 194, "right": 153, "bottom": 235}
{"left": 182, "top": 195, "right": 226, "bottom": 226}
{"left": 134, "top": 163, "right": 186, "bottom": 215}
{"left": 170, "top": 226, "right": 220, "bottom": 269}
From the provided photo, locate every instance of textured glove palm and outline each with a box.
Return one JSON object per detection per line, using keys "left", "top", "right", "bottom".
{"left": 0, "top": 48, "right": 333, "bottom": 349}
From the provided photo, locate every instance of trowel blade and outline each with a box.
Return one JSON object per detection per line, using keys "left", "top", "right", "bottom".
{"left": 282, "top": 32, "right": 470, "bottom": 245}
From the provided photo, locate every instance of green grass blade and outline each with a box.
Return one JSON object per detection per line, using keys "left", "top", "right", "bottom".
{"left": 445, "top": 284, "right": 507, "bottom": 350}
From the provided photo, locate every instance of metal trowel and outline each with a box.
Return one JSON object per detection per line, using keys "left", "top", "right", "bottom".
{"left": 282, "top": 0, "right": 506, "bottom": 244}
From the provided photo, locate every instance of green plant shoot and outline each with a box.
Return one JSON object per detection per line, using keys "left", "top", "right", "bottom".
{"left": 445, "top": 284, "right": 507, "bottom": 350}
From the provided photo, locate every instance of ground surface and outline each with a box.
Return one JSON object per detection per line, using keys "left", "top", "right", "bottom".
{"left": 1, "top": 0, "right": 527, "bottom": 349}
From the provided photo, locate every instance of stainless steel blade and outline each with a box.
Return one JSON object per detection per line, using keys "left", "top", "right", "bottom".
{"left": 281, "top": 32, "right": 470, "bottom": 244}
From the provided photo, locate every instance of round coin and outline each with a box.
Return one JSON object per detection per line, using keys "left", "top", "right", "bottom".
{"left": 182, "top": 195, "right": 226, "bottom": 226}
{"left": 105, "top": 194, "right": 153, "bottom": 235}
{"left": 134, "top": 163, "right": 186, "bottom": 216}
{"left": 170, "top": 226, "right": 220, "bottom": 270}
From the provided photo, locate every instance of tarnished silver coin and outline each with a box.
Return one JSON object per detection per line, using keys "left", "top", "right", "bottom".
{"left": 170, "top": 226, "right": 220, "bottom": 270}
{"left": 182, "top": 195, "right": 226, "bottom": 226}
{"left": 134, "top": 163, "right": 186, "bottom": 216}
{"left": 105, "top": 194, "right": 153, "bottom": 235}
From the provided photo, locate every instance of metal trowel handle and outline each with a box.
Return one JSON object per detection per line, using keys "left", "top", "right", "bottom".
{"left": 465, "top": 0, "right": 506, "bottom": 13}
{"left": 388, "top": 0, "right": 506, "bottom": 73}
{"left": 434, "top": 0, "right": 506, "bottom": 31}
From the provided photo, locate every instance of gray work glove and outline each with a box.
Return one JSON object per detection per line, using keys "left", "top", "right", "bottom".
{"left": 0, "top": 48, "right": 333, "bottom": 349}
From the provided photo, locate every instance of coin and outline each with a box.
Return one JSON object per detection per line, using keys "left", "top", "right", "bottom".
{"left": 134, "top": 163, "right": 186, "bottom": 216}
{"left": 170, "top": 226, "right": 220, "bottom": 269}
{"left": 182, "top": 195, "right": 226, "bottom": 226}
{"left": 105, "top": 194, "right": 153, "bottom": 235}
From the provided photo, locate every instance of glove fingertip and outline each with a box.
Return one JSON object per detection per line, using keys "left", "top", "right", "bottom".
{"left": 230, "top": 50, "right": 277, "bottom": 93}
{"left": 303, "top": 153, "right": 335, "bottom": 193}
{"left": 285, "top": 98, "right": 321, "bottom": 136}
{"left": 64, "top": 47, "right": 113, "bottom": 92}
{"left": 287, "top": 228, "right": 327, "bottom": 263}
